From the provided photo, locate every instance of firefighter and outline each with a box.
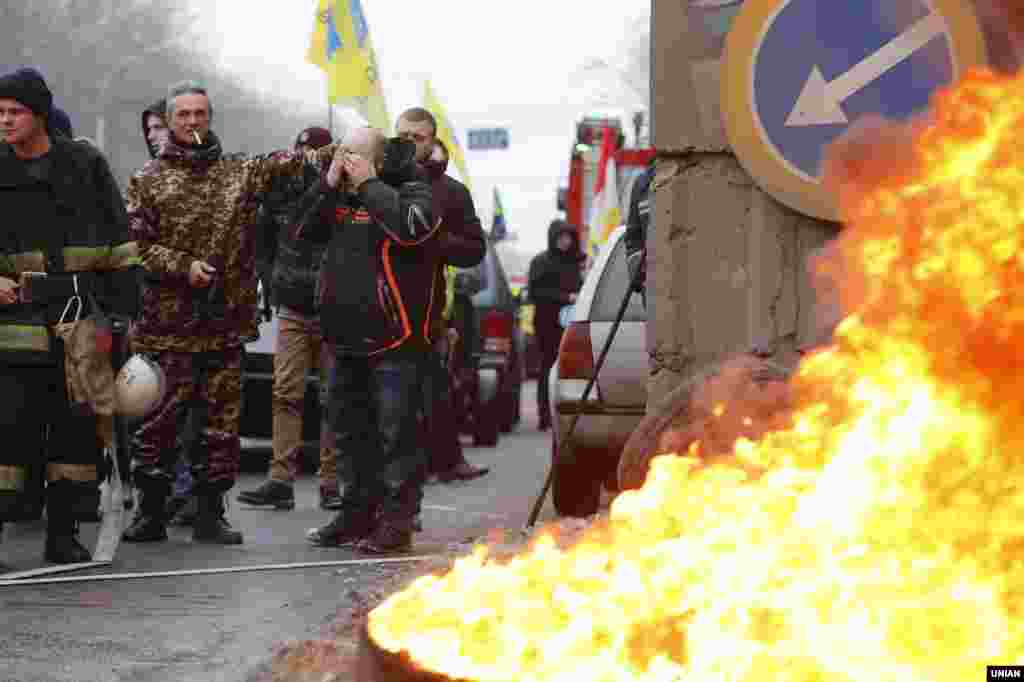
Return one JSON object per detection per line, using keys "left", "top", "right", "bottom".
{"left": 0, "top": 67, "right": 140, "bottom": 565}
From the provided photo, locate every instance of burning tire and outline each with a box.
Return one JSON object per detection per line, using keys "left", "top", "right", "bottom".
{"left": 617, "top": 355, "right": 794, "bottom": 491}
{"left": 358, "top": 620, "right": 462, "bottom": 682}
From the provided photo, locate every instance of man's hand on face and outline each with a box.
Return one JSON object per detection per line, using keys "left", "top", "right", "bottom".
{"left": 342, "top": 151, "right": 376, "bottom": 189}
{"left": 326, "top": 147, "right": 346, "bottom": 189}
{"left": 0, "top": 276, "right": 19, "bottom": 305}
{"left": 189, "top": 260, "right": 217, "bottom": 289}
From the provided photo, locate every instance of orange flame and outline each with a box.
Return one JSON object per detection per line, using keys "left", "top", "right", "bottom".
{"left": 369, "top": 67, "right": 1024, "bottom": 681}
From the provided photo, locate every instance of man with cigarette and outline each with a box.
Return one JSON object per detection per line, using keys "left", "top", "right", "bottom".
{"left": 122, "top": 80, "right": 338, "bottom": 545}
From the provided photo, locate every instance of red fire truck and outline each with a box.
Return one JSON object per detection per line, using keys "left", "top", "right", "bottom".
{"left": 558, "top": 116, "right": 655, "bottom": 251}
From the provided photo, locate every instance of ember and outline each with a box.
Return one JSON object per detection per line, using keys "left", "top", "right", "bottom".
{"left": 369, "top": 65, "right": 1024, "bottom": 682}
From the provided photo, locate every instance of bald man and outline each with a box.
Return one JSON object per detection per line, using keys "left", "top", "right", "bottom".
{"left": 299, "top": 127, "right": 441, "bottom": 553}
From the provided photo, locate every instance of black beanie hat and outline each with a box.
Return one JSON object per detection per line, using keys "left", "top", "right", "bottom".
{"left": 49, "top": 108, "right": 73, "bottom": 138}
{"left": 295, "top": 126, "right": 332, "bottom": 149}
{"left": 0, "top": 67, "right": 53, "bottom": 120}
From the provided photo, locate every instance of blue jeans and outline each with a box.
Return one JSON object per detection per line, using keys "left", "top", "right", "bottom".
{"left": 328, "top": 351, "right": 426, "bottom": 522}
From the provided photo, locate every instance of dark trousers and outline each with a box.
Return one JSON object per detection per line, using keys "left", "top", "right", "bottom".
{"left": 536, "top": 327, "right": 563, "bottom": 425}
{"left": 329, "top": 351, "right": 426, "bottom": 521}
{"left": 423, "top": 340, "right": 463, "bottom": 476}
{"left": 0, "top": 363, "right": 102, "bottom": 521}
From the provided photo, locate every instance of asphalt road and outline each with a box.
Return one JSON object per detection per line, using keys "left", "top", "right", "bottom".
{"left": 0, "top": 381, "right": 560, "bottom": 682}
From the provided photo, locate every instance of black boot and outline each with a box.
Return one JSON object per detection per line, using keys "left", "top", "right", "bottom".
{"left": 193, "top": 485, "right": 243, "bottom": 545}
{"left": 122, "top": 474, "right": 170, "bottom": 543}
{"left": 237, "top": 480, "right": 295, "bottom": 510}
{"left": 44, "top": 483, "right": 92, "bottom": 564}
{"left": 168, "top": 496, "right": 197, "bottom": 526}
{"left": 306, "top": 502, "right": 376, "bottom": 547}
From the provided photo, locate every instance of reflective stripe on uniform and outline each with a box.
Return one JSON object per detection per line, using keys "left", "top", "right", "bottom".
{"left": 108, "top": 241, "right": 142, "bottom": 269}
{"left": 0, "top": 324, "right": 51, "bottom": 352}
{"left": 66, "top": 242, "right": 142, "bottom": 271}
{"left": 0, "top": 464, "right": 27, "bottom": 491}
{"left": 443, "top": 266, "right": 456, "bottom": 320}
{"left": 47, "top": 463, "right": 97, "bottom": 483}
{"left": 11, "top": 251, "right": 46, "bottom": 274}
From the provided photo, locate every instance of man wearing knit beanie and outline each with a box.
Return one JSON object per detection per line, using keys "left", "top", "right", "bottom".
{"left": 0, "top": 67, "right": 141, "bottom": 567}
{"left": 237, "top": 125, "right": 345, "bottom": 513}
{"left": 49, "top": 108, "right": 73, "bottom": 139}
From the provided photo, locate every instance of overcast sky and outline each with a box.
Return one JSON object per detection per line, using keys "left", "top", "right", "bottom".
{"left": 197, "top": 0, "right": 649, "bottom": 270}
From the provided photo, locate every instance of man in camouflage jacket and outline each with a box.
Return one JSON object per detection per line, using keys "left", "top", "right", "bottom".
{"left": 122, "top": 81, "right": 337, "bottom": 546}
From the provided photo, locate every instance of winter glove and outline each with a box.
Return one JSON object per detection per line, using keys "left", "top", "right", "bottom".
{"left": 626, "top": 249, "right": 646, "bottom": 292}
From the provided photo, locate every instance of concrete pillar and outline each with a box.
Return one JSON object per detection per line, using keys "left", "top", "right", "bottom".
{"left": 646, "top": 0, "right": 840, "bottom": 411}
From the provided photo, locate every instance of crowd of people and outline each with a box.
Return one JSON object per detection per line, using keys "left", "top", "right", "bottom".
{"left": 0, "top": 66, "right": 504, "bottom": 569}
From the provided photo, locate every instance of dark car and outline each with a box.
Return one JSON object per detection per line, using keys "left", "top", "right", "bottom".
{"left": 451, "top": 239, "right": 524, "bottom": 446}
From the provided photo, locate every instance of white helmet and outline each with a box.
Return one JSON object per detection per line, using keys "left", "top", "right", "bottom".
{"left": 115, "top": 354, "right": 167, "bottom": 418}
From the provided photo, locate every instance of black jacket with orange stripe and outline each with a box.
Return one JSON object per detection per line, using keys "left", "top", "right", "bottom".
{"left": 299, "top": 176, "right": 439, "bottom": 357}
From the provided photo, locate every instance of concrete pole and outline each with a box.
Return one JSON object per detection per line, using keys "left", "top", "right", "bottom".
{"left": 645, "top": 0, "right": 839, "bottom": 411}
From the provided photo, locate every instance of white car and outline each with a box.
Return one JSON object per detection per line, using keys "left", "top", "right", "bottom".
{"left": 548, "top": 225, "right": 648, "bottom": 517}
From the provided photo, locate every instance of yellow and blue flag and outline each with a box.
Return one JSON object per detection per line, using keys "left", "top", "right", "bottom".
{"left": 423, "top": 79, "right": 472, "bottom": 192}
{"left": 307, "top": 0, "right": 390, "bottom": 132}
{"left": 491, "top": 187, "right": 507, "bottom": 241}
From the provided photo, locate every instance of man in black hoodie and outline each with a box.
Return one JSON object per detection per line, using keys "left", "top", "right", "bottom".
{"left": 141, "top": 99, "right": 169, "bottom": 160}
{"left": 528, "top": 220, "right": 585, "bottom": 430}
{"left": 237, "top": 126, "right": 345, "bottom": 512}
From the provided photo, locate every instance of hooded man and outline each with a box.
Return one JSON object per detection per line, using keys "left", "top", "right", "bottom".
{"left": 0, "top": 67, "right": 140, "bottom": 565}
{"left": 527, "top": 220, "right": 585, "bottom": 430}
{"left": 48, "top": 108, "right": 73, "bottom": 139}
{"left": 236, "top": 125, "right": 345, "bottom": 512}
{"left": 141, "top": 99, "right": 168, "bottom": 160}
{"left": 121, "top": 80, "right": 340, "bottom": 546}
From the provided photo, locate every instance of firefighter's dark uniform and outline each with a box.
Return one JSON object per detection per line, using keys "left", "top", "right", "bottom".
{"left": 0, "top": 133, "right": 140, "bottom": 564}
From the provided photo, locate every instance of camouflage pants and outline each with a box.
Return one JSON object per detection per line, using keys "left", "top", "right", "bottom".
{"left": 0, "top": 362, "right": 103, "bottom": 521}
{"left": 130, "top": 349, "right": 243, "bottom": 487}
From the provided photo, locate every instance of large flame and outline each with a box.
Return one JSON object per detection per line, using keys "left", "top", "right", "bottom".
{"left": 369, "top": 67, "right": 1024, "bottom": 681}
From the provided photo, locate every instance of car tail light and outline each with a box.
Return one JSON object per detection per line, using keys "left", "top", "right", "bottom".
{"left": 481, "top": 310, "right": 513, "bottom": 354}
{"left": 558, "top": 321, "right": 594, "bottom": 379}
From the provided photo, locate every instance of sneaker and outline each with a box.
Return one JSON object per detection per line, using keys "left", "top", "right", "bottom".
{"left": 236, "top": 480, "right": 295, "bottom": 510}
{"left": 437, "top": 460, "right": 490, "bottom": 483}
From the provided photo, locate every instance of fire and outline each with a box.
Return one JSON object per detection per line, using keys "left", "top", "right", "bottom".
{"left": 369, "top": 66, "right": 1024, "bottom": 681}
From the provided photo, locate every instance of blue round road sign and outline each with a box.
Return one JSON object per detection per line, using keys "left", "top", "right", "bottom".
{"left": 721, "top": 0, "right": 989, "bottom": 221}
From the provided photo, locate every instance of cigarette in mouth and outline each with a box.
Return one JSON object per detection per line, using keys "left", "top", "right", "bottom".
{"left": 192, "top": 131, "right": 202, "bottom": 144}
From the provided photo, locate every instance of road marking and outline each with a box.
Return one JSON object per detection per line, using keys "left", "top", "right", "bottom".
{"left": 785, "top": 12, "right": 946, "bottom": 127}
{"left": 422, "top": 505, "right": 458, "bottom": 512}
{"left": 0, "top": 555, "right": 439, "bottom": 588}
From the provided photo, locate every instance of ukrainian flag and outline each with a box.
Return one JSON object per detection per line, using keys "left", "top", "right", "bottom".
{"left": 307, "top": 0, "right": 391, "bottom": 132}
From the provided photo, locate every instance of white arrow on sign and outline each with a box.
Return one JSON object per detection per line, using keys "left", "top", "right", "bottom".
{"left": 785, "top": 11, "right": 946, "bottom": 127}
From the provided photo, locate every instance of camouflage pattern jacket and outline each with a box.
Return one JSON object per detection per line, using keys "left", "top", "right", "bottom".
{"left": 125, "top": 132, "right": 335, "bottom": 352}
